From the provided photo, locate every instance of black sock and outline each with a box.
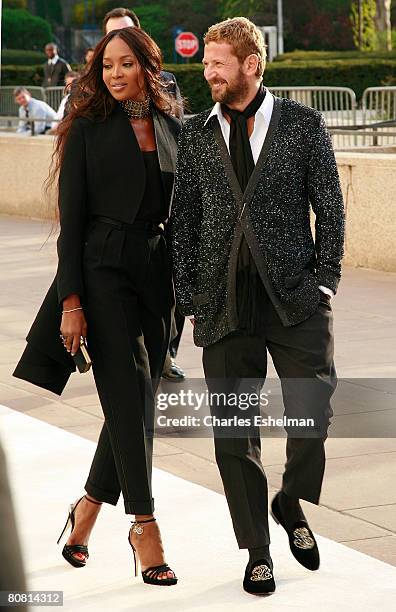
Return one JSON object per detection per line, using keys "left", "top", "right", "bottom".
{"left": 248, "top": 545, "right": 272, "bottom": 571}
{"left": 278, "top": 490, "right": 306, "bottom": 529}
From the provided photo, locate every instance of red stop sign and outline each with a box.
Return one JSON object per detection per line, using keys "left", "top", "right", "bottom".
{"left": 175, "top": 32, "right": 199, "bottom": 58}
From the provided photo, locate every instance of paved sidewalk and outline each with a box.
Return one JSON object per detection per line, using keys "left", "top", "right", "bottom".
{"left": 1, "top": 214, "right": 395, "bottom": 567}
{"left": 2, "top": 405, "right": 396, "bottom": 611}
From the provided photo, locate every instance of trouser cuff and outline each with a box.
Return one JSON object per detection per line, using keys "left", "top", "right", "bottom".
{"left": 281, "top": 484, "right": 321, "bottom": 505}
{"left": 124, "top": 498, "right": 155, "bottom": 515}
{"left": 237, "top": 536, "right": 271, "bottom": 550}
{"left": 85, "top": 480, "right": 120, "bottom": 506}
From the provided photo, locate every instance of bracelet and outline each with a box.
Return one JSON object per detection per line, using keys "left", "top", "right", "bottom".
{"left": 62, "top": 306, "right": 83, "bottom": 314}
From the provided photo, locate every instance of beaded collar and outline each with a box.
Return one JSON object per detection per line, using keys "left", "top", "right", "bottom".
{"left": 119, "top": 96, "right": 151, "bottom": 119}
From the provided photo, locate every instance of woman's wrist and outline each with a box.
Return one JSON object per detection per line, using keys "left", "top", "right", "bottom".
{"left": 62, "top": 294, "right": 81, "bottom": 310}
{"left": 62, "top": 306, "right": 83, "bottom": 314}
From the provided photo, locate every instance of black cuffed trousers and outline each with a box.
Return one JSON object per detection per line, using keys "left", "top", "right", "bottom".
{"left": 81, "top": 218, "right": 173, "bottom": 514}
{"left": 202, "top": 287, "right": 337, "bottom": 549}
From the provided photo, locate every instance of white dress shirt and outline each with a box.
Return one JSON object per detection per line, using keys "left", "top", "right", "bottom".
{"left": 203, "top": 88, "right": 333, "bottom": 299}
{"left": 48, "top": 54, "right": 60, "bottom": 65}
{"left": 52, "top": 94, "right": 70, "bottom": 127}
{"left": 205, "top": 88, "right": 275, "bottom": 163}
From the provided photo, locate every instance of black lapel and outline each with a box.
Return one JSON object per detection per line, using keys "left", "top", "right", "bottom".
{"left": 152, "top": 108, "right": 178, "bottom": 174}
{"left": 153, "top": 108, "right": 180, "bottom": 204}
{"left": 212, "top": 96, "right": 283, "bottom": 212}
{"left": 243, "top": 97, "right": 282, "bottom": 204}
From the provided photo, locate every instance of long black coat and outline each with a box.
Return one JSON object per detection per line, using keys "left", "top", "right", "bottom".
{"left": 170, "top": 97, "right": 345, "bottom": 348}
{"left": 14, "top": 105, "right": 180, "bottom": 395}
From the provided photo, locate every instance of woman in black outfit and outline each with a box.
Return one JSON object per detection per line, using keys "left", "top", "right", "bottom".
{"left": 16, "top": 27, "right": 181, "bottom": 585}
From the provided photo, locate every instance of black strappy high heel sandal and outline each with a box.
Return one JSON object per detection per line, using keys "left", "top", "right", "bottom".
{"left": 57, "top": 495, "right": 102, "bottom": 568}
{"left": 128, "top": 517, "right": 178, "bottom": 586}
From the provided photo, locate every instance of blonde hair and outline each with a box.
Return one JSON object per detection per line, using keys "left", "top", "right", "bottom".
{"left": 204, "top": 17, "right": 267, "bottom": 77}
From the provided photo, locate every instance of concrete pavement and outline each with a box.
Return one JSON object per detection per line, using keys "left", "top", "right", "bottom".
{"left": 2, "top": 404, "right": 396, "bottom": 611}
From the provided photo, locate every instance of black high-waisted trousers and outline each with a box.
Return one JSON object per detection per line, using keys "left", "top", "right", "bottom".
{"left": 82, "top": 218, "right": 173, "bottom": 515}
{"left": 203, "top": 286, "right": 337, "bottom": 549}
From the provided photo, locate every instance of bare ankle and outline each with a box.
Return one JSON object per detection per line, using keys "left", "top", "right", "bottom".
{"left": 84, "top": 494, "right": 102, "bottom": 506}
{"left": 134, "top": 514, "right": 154, "bottom": 521}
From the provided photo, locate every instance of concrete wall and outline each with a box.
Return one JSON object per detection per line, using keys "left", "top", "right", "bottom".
{"left": 0, "top": 133, "right": 395, "bottom": 271}
{"left": 337, "top": 152, "right": 396, "bottom": 272}
{"left": 0, "top": 134, "right": 55, "bottom": 219}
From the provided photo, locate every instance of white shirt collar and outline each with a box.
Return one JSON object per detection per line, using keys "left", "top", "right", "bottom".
{"left": 204, "top": 86, "right": 273, "bottom": 126}
{"left": 48, "top": 54, "right": 59, "bottom": 65}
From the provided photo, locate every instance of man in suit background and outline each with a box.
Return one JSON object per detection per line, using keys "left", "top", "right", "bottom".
{"left": 102, "top": 5, "right": 140, "bottom": 30}
{"left": 171, "top": 17, "right": 344, "bottom": 595}
{"left": 42, "top": 43, "right": 71, "bottom": 87}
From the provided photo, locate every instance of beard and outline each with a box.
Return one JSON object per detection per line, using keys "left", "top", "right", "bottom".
{"left": 208, "top": 69, "right": 250, "bottom": 106}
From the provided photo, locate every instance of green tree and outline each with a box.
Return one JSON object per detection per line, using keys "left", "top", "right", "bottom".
{"left": 135, "top": 4, "right": 170, "bottom": 48}
{"left": 218, "top": 1, "right": 355, "bottom": 51}
{"left": 34, "top": 0, "right": 63, "bottom": 25}
{"left": 350, "top": 0, "right": 377, "bottom": 50}
{"left": 2, "top": 8, "right": 53, "bottom": 50}
{"left": 3, "top": 0, "right": 27, "bottom": 8}
{"left": 72, "top": 0, "right": 153, "bottom": 25}
{"left": 72, "top": 1, "right": 97, "bottom": 26}
{"left": 95, "top": 0, "right": 141, "bottom": 17}
{"left": 164, "top": 0, "right": 222, "bottom": 59}
{"left": 319, "top": 0, "right": 351, "bottom": 9}
{"left": 282, "top": 0, "right": 354, "bottom": 51}
{"left": 220, "top": 0, "right": 257, "bottom": 17}
{"left": 71, "top": 0, "right": 221, "bottom": 62}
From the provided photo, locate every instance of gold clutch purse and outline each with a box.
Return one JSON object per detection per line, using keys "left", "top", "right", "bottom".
{"left": 72, "top": 338, "right": 92, "bottom": 373}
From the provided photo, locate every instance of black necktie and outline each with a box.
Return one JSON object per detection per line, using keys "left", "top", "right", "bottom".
{"left": 221, "top": 84, "right": 266, "bottom": 192}
{"left": 221, "top": 85, "right": 267, "bottom": 333}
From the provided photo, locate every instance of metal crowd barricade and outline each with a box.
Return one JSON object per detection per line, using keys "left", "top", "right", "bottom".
{"left": 3, "top": 84, "right": 396, "bottom": 147}
{"left": 0, "top": 86, "right": 45, "bottom": 119}
{"left": 269, "top": 86, "right": 357, "bottom": 148}
{"left": 0, "top": 116, "right": 59, "bottom": 135}
{"left": 362, "top": 87, "right": 396, "bottom": 146}
{"left": 44, "top": 86, "right": 65, "bottom": 112}
{"left": 0, "top": 85, "right": 65, "bottom": 131}
{"left": 0, "top": 85, "right": 64, "bottom": 117}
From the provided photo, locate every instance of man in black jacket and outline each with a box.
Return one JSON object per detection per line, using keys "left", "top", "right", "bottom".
{"left": 42, "top": 43, "right": 71, "bottom": 87}
{"left": 171, "top": 17, "right": 344, "bottom": 595}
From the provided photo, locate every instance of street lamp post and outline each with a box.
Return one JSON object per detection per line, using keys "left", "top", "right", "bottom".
{"left": 358, "top": 0, "right": 363, "bottom": 51}
{"left": 172, "top": 26, "right": 183, "bottom": 64}
{"left": 84, "top": 0, "right": 88, "bottom": 29}
{"left": 83, "top": 0, "right": 96, "bottom": 30}
{"left": 277, "top": 0, "right": 284, "bottom": 55}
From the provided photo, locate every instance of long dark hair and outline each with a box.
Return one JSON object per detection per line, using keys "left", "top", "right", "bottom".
{"left": 46, "top": 27, "right": 180, "bottom": 203}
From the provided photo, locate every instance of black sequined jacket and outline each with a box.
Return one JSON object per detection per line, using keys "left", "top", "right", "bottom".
{"left": 170, "top": 96, "right": 345, "bottom": 348}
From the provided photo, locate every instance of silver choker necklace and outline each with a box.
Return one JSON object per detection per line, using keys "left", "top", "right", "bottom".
{"left": 119, "top": 96, "right": 151, "bottom": 119}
